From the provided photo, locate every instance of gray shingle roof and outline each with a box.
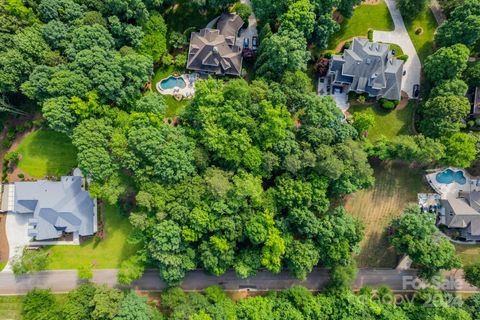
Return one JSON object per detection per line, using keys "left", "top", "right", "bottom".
{"left": 186, "top": 14, "right": 244, "bottom": 76}
{"left": 328, "top": 38, "right": 404, "bottom": 100}
{"left": 13, "top": 176, "right": 96, "bottom": 241}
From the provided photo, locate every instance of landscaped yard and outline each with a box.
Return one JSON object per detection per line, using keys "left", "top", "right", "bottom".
{"left": 405, "top": 7, "right": 438, "bottom": 63}
{"left": 163, "top": 0, "right": 220, "bottom": 34}
{"left": 15, "top": 130, "right": 77, "bottom": 178}
{"left": 42, "top": 204, "right": 140, "bottom": 269}
{"left": 152, "top": 65, "right": 190, "bottom": 117}
{"left": 349, "top": 101, "right": 415, "bottom": 141}
{"left": 327, "top": 1, "right": 394, "bottom": 51}
{"left": 344, "top": 160, "right": 429, "bottom": 267}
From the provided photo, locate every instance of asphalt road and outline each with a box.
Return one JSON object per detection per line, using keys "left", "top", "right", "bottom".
{"left": 0, "top": 268, "right": 477, "bottom": 295}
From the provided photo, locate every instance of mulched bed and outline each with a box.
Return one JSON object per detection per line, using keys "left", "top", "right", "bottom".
{"left": 0, "top": 214, "right": 9, "bottom": 267}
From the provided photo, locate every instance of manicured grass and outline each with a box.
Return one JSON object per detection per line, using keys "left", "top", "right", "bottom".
{"left": 0, "top": 261, "right": 6, "bottom": 272}
{"left": 42, "top": 204, "right": 140, "bottom": 269}
{"left": 349, "top": 101, "right": 415, "bottom": 141}
{"left": 0, "top": 296, "right": 22, "bottom": 320}
{"left": 344, "top": 160, "right": 429, "bottom": 267}
{"left": 152, "top": 65, "right": 190, "bottom": 117}
{"left": 405, "top": 8, "right": 438, "bottom": 63}
{"left": 16, "top": 130, "right": 77, "bottom": 178}
{"left": 327, "top": 1, "right": 394, "bottom": 51}
{"left": 455, "top": 244, "right": 480, "bottom": 267}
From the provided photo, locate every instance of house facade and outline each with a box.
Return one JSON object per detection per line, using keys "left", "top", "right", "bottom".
{"left": 327, "top": 38, "right": 404, "bottom": 101}
{"left": 186, "top": 13, "right": 244, "bottom": 76}
{"left": 0, "top": 176, "right": 97, "bottom": 242}
{"left": 420, "top": 168, "right": 480, "bottom": 242}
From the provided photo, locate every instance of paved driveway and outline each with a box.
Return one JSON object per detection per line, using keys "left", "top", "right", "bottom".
{"left": 236, "top": 0, "right": 258, "bottom": 49}
{"left": 373, "top": 0, "right": 421, "bottom": 98}
{"left": 2, "top": 212, "right": 31, "bottom": 273}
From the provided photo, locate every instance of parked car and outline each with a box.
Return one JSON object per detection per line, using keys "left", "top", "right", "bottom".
{"left": 252, "top": 36, "right": 258, "bottom": 50}
{"left": 243, "top": 37, "right": 249, "bottom": 49}
{"left": 413, "top": 84, "right": 420, "bottom": 98}
{"left": 403, "top": 70, "right": 406, "bottom": 76}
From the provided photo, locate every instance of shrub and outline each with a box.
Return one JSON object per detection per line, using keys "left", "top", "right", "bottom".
{"left": 11, "top": 250, "right": 49, "bottom": 276}
{"left": 32, "top": 120, "right": 45, "bottom": 127}
{"left": 348, "top": 91, "right": 358, "bottom": 100}
{"left": 162, "top": 53, "right": 174, "bottom": 65}
{"left": 397, "top": 54, "right": 409, "bottom": 61}
{"left": 78, "top": 265, "right": 93, "bottom": 280}
{"left": 343, "top": 41, "right": 351, "bottom": 50}
{"left": 357, "top": 95, "right": 366, "bottom": 103}
{"left": 380, "top": 99, "right": 395, "bottom": 110}
{"left": 324, "top": 52, "right": 333, "bottom": 59}
{"left": 367, "top": 29, "right": 373, "bottom": 41}
{"left": 18, "top": 173, "right": 25, "bottom": 179}
{"left": 174, "top": 53, "right": 187, "bottom": 68}
{"left": 415, "top": 27, "right": 423, "bottom": 35}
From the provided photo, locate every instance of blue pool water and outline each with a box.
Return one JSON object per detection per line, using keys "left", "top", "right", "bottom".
{"left": 435, "top": 169, "right": 467, "bottom": 185}
{"left": 160, "top": 76, "right": 186, "bottom": 90}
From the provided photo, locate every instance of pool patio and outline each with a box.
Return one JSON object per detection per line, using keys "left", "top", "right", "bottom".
{"left": 156, "top": 73, "right": 198, "bottom": 99}
{"left": 426, "top": 168, "right": 480, "bottom": 197}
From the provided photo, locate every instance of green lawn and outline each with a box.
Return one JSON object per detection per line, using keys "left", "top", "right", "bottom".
{"left": 349, "top": 101, "right": 415, "bottom": 141}
{"left": 42, "top": 204, "right": 140, "bottom": 269}
{"left": 345, "top": 161, "right": 429, "bottom": 267}
{"left": 16, "top": 130, "right": 77, "bottom": 178}
{"left": 0, "top": 296, "right": 22, "bottom": 320}
{"left": 405, "top": 8, "right": 438, "bottom": 63}
{"left": 152, "top": 65, "right": 190, "bottom": 117}
{"left": 327, "top": 1, "right": 394, "bottom": 51}
{"left": 455, "top": 244, "right": 480, "bottom": 267}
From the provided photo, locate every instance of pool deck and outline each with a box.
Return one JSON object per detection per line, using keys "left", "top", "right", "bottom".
{"left": 426, "top": 168, "right": 480, "bottom": 197}
{"left": 156, "top": 74, "right": 197, "bottom": 98}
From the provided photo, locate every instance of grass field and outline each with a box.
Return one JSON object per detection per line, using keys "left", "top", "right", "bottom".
{"left": 344, "top": 161, "right": 429, "bottom": 267}
{"left": 455, "top": 244, "right": 480, "bottom": 267}
{"left": 0, "top": 296, "right": 22, "bottom": 320}
{"left": 43, "top": 204, "right": 140, "bottom": 269}
{"left": 405, "top": 8, "right": 438, "bottom": 63}
{"left": 327, "top": 1, "right": 394, "bottom": 51}
{"left": 16, "top": 130, "right": 77, "bottom": 178}
{"left": 152, "top": 65, "right": 190, "bottom": 117}
{"left": 349, "top": 101, "right": 415, "bottom": 141}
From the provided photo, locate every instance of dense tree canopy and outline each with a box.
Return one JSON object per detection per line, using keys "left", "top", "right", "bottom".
{"left": 423, "top": 44, "right": 470, "bottom": 85}
{"left": 390, "top": 205, "right": 461, "bottom": 281}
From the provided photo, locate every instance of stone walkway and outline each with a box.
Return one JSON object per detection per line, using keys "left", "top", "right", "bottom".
{"left": 373, "top": 0, "right": 421, "bottom": 98}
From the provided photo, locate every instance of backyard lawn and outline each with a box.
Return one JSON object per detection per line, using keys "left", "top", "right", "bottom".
{"left": 163, "top": 0, "right": 220, "bottom": 33}
{"left": 344, "top": 160, "right": 429, "bottom": 267}
{"left": 327, "top": 1, "right": 394, "bottom": 51}
{"left": 405, "top": 8, "right": 438, "bottom": 63}
{"left": 42, "top": 204, "right": 140, "bottom": 269}
{"left": 455, "top": 244, "right": 480, "bottom": 267}
{"left": 15, "top": 130, "right": 77, "bottom": 178}
{"left": 349, "top": 101, "right": 415, "bottom": 141}
{"left": 152, "top": 65, "right": 190, "bottom": 117}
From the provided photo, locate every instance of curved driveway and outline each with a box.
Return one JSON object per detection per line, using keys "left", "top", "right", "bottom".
{"left": 373, "top": 0, "right": 421, "bottom": 98}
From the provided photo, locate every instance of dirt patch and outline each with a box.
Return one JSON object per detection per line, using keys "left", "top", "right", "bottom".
{"left": 332, "top": 11, "right": 344, "bottom": 24}
{"left": 3, "top": 127, "right": 37, "bottom": 183}
{"left": 0, "top": 214, "right": 9, "bottom": 268}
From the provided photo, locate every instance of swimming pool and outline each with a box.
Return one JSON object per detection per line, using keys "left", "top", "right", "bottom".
{"left": 435, "top": 169, "right": 467, "bottom": 185}
{"left": 159, "top": 76, "right": 186, "bottom": 90}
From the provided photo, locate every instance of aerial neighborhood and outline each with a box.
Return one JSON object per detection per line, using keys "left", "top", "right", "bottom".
{"left": 1, "top": 0, "right": 480, "bottom": 318}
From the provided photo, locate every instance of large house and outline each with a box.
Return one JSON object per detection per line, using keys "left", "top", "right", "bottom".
{"left": 186, "top": 13, "right": 244, "bottom": 76}
{"left": 0, "top": 176, "right": 97, "bottom": 242}
{"left": 420, "top": 168, "right": 480, "bottom": 242}
{"left": 327, "top": 38, "right": 404, "bottom": 101}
